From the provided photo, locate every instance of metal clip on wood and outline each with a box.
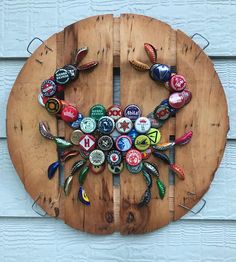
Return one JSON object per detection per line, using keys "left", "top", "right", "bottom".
{"left": 191, "top": 33, "right": 210, "bottom": 61}
{"left": 32, "top": 193, "right": 47, "bottom": 217}
{"left": 27, "top": 37, "right": 53, "bottom": 64}
{"left": 178, "top": 192, "right": 206, "bottom": 215}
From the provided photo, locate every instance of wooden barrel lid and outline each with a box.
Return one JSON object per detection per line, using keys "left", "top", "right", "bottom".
{"left": 6, "top": 14, "right": 229, "bottom": 234}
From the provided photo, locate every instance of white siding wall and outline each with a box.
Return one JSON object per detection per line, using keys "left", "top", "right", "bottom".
{"left": 0, "top": 1, "right": 235, "bottom": 261}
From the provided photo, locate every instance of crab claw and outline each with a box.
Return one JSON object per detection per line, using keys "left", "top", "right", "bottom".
{"left": 78, "top": 61, "right": 99, "bottom": 71}
{"left": 169, "top": 164, "right": 185, "bottom": 180}
{"left": 74, "top": 47, "right": 88, "bottom": 65}
{"left": 129, "top": 59, "right": 150, "bottom": 71}
{"left": 144, "top": 43, "right": 157, "bottom": 64}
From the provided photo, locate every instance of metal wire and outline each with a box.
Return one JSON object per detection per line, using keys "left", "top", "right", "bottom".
{"left": 191, "top": 33, "right": 210, "bottom": 61}
{"left": 178, "top": 192, "right": 206, "bottom": 215}
{"left": 26, "top": 37, "right": 53, "bottom": 64}
{"left": 31, "top": 193, "right": 47, "bottom": 217}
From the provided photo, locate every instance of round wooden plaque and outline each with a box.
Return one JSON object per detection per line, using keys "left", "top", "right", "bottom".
{"left": 6, "top": 14, "right": 229, "bottom": 235}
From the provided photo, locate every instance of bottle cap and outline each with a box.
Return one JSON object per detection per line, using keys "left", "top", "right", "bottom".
{"left": 98, "top": 116, "right": 115, "bottom": 134}
{"left": 124, "top": 104, "right": 141, "bottom": 121}
{"left": 134, "top": 135, "right": 151, "bottom": 151}
{"left": 89, "top": 104, "right": 106, "bottom": 121}
{"left": 107, "top": 105, "right": 123, "bottom": 121}
{"left": 61, "top": 105, "right": 78, "bottom": 122}
{"left": 125, "top": 149, "right": 142, "bottom": 166}
{"left": 116, "top": 117, "right": 133, "bottom": 134}
{"left": 80, "top": 117, "right": 97, "bottom": 134}
{"left": 79, "top": 134, "right": 96, "bottom": 151}
{"left": 116, "top": 135, "right": 132, "bottom": 152}
{"left": 134, "top": 117, "right": 151, "bottom": 134}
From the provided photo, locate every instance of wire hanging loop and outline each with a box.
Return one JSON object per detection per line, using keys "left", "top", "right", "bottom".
{"left": 32, "top": 193, "right": 48, "bottom": 217}
{"left": 191, "top": 33, "right": 210, "bottom": 61}
{"left": 178, "top": 191, "right": 206, "bottom": 215}
{"left": 26, "top": 37, "right": 53, "bottom": 64}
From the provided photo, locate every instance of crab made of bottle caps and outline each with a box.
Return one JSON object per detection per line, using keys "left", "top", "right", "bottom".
{"left": 38, "top": 45, "right": 193, "bottom": 208}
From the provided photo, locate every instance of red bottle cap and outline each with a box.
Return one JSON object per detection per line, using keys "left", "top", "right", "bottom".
{"left": 79, "top": 134, "right": 96, "bottom": 151}
{"left": 61, "top": 105, "right": 78, "bottom": 122}
{"left": 168, "top": 74, "right": 186, "bottom": 92}
{"left": 126, "top": 149, "right": 142, "bottom": 166}
{"left": 181, "top": 89, "right": 192, "bottom": 105}
{"left": 168, "top": 92, "right": 185, "bottom": 109}
{"left": 107, "top": 105, "right": 123, "bottom": 121}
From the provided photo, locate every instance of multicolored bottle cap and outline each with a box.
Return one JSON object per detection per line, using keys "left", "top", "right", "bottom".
{"left": 116, "top": 135, "right": 132, "bottom": 152}
{"left": 79, "top": 134, "right": 96, "bottom": 151}
{"left": 61, "top": 105, "right": 78, "bottom": 122}
{"left": 127, "top": 128, "right": 139, "bottom": 142}
{"left": 89, "top": 104, "right": 106, "bottom": 121}
{"left": 80, "top": 117, "right": 97, "bottom": 134}
{"left": 108, "top": 162, "right": 124, "bottom": 175}
{"left": 141, "top": 148, "right": 152, "bottom": 160}
{"left": 126, "top": 162, "right": 143, "bottom": 174}
{"left": 168, "top": 74, "right": 186, "bottom": 92}
{"left": 149, "top": 63, "right": 171, "bottom": 82}
{"left": 116, "top": 117, "right": 133, "bottom": 134}
{"left": 126, "top": 149, "right": 142, "bottom": 166}
{"left": 181, "top": 89, "right": 192, "bottom": 105}
{"left": 63, "top": 64, "right": 79, "bottom": 81}
{"left": 41, "top": 79, "right": 57, "bottom": 97}
{"left": 107, "top": 150, "right": 122, "bottom": 166}
{"left": 54, "top": 68, "right": 71, "bottom": 85}
{"left": 79, "top": 148, "right": 90, "bottom": 159}
{"left": 107, "top": 105, "right": 123, "bottom": 121}
{"left": 89, "top": 149, "right": 105, "bottom": 166}
{"left": 146, "top": 128, "right": 161, "bottom": 145}
{"left": 45, "top": 97, "right": 62, "bottom": 114}
{"left": 38, "top": 93, "right": 48, "bottom": 107}
{"left": 70, "top": 130, "right": 83, "bottom": 145}
{"left": 134, "top": 117, "right": 151, "bottom": 134}
{"left": 160, "top": 99, "right": 178, "bottom": 116}
{"left": 69, "top": 113, "right": 84, "bottom": 129}
{"left": 147, "top": 112, "right": 164, "bottom": 128}
{"left": 134, "top": 135, "right": 151, "bottom": 151}
{"left": 124, "top": 104, "right": 141, "bottom": 121}
{"left": 153, "top": 104, "right": 170, "bottom": 120}
{"left": 168, "top": 92, "right": 185, "bottom": 109}
{"left": 98, "top": 135, "right": 114, "bottom": 151}
{"left": 98, "top": 116, "right": 115, "bottom": 134}
{"left": 89, "top": 163, "right": 105, "bottom": 174}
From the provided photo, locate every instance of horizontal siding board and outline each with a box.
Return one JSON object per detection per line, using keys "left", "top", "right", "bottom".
{"left": 1, "top": 139, "right": 236, "bottom": 220}
{"left": 0, "top": 58, "right": 235, "bottom": 138}
{"left": 0, "top": 1, "right": 236, "bottom": 56}
{"left": 0, "top": 218, "right": 235, "bottom": 261}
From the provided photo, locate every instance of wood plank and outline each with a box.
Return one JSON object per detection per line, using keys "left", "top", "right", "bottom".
{"left": 6, "top": 34, "right": 61, "bottom": 217}
{"left": 0, "top": 218, "right": 236, "bottom": 262}
{"left": 1, "top": 58, "right": 235, "bottom": 139}
{"left": 62, "top": 15, "right": 114, "bottom": 234}
{"left": 1, "top": 1, "right": 236, "bottom": 56}
{"left": 119, "top": 14, "right": 176, "bottom": 234}
{"left": 174, "top": 30, "right": 229, "bottom": 220}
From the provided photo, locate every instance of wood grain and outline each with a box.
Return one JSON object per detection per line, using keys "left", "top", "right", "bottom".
{"left": 62, "top": 15, "right": 114, "bottom": 234}
{"left": 174, "top": 30, "right": 229, "bottom": 220}
{"left": 6, "top": 14, "right": 228, "bottom": 234}
{"left": 6, "top": 34, "right": 61, "bottom": 217}
{"left": 119, "top": 14, "right": 176, "bottom": 234}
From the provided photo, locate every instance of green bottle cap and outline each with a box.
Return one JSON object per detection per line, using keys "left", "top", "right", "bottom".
{"left": 89, "top": 104, "right": 106, "bottom": 121}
